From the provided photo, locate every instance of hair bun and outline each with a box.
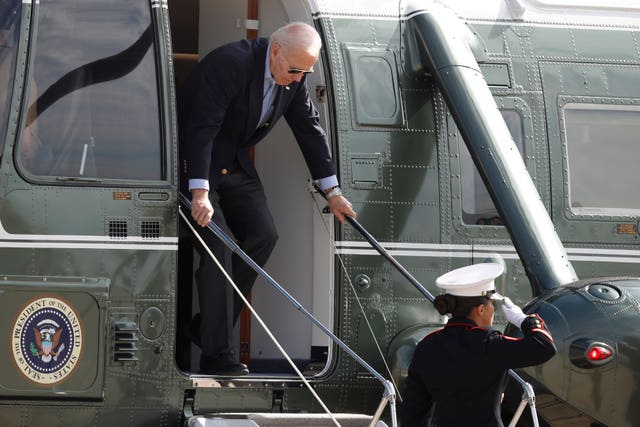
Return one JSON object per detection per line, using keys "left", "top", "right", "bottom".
{"left": 434, "top": 294, "right": 455, "bottom": 315}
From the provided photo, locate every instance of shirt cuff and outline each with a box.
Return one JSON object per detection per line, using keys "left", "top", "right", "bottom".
{"left": 189, "top": 179, "right": 209, "bottom": 191}
{"left": 317, "top": 175, "right": 339, "bottom": 191}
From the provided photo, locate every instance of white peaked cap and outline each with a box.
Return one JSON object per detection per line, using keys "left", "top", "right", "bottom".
{"left": 435, "top": 263, "right": 505, "bottom": 300}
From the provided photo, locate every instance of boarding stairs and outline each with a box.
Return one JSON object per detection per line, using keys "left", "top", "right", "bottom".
{"left": 187, "top": 413, "right": 388, "bottom": 426}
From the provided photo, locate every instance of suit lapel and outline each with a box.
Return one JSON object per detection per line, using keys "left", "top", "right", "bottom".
{"left": 244, "top": 39, "right": 268, "bottom": 142}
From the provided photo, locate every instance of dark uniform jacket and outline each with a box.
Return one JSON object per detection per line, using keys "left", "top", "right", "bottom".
{"left": 400, "top": 315, "right": 556, "bottom": 427}
{"left": 177, "top": 37, "right": 335, "bottom": 191}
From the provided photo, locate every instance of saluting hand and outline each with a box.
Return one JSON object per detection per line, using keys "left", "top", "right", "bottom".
{"left": 191, "top": 188, "right": 214, "bottom": 227}
{"left": 501, "top": 297, "right": 527, "bottom": 328}
{"left": 328, "top": 194, "right": 356, "bottom": 224}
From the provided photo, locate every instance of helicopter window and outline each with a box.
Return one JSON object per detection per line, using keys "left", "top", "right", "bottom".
{"left": 564, "top": 103, "right": 640, "bottom": 214}
{"left": 18, "top": 0, "right": 162, "bottom": 181}
{"left": 344, "top": 46, "right": 403, "bottom": 128}
{"left": 459, "top": 109, "right": 524, "bottom": 225}
{"left": 0, "top": 0, "right": 21, "bottom": 155}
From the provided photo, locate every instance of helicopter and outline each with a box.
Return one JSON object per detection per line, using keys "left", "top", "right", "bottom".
{"left": 1, "top": 0, "right": 640, "bottom": 425}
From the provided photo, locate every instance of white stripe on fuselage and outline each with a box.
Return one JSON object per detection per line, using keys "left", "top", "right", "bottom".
{"left": 0, "top": 220, "right": 177, "bottom": 251}
{"left": 335, "top": 241, "right": 640, "bottom": 264}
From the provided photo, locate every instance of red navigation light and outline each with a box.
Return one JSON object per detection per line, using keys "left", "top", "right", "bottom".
{"left": 571, "top": 339, "right": 615, "bottom": 368}
{"left": 587, "top": 344, "right": 613, "bottom": 362}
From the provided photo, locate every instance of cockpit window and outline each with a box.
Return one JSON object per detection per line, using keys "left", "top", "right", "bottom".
{"left": 0, "top": 0, "right": 21, "bottom": 153}
{"left": 20, "top": 0, "right": 162, "bottom": 181}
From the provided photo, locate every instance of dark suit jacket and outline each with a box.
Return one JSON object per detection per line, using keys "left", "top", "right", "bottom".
{"left": 178, "top": 37, "right": 335, "bottom": 190}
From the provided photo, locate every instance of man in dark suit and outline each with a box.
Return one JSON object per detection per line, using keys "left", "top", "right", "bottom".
{"left": 178, "top": 22, "right": 356, "bottom": 375}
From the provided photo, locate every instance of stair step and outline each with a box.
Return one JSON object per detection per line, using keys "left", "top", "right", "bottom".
{"left": 187, "top": 413, "right": 389, "bottom": 427}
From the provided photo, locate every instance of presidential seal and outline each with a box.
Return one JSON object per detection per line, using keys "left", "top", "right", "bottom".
{"left": 11, "top": 297, "right": 83, "bottom": 385}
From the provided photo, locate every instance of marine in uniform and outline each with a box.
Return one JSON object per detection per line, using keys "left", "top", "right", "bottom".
{"left": 399, "top": 263, "right": 557, "bottom": 427}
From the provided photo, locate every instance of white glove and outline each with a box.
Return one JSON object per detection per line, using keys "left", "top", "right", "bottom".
{"left": 501, "top": 297, "right": 527, "bottom": 328}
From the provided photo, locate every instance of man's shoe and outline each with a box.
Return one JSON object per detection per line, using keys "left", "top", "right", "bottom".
{"left": 200, "top": 353, "right": 249, "bottom": 376}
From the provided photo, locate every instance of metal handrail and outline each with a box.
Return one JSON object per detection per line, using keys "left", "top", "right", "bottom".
{"left": 179, "top": 193, "right": 397, "bottom": 427}
{"left": 507, "top": 369, "right": 539, "bottom": 427}
{"left": 313, "top": 185, "right": 434, "bottom": 303}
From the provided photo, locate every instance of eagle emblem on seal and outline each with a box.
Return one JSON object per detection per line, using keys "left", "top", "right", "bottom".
{"left": 31, "top": 320, "right": 65, "bottom": 363}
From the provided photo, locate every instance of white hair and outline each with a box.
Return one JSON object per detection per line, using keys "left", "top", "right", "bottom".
{"left": 270, "top": 22, "right": 321, "bottom": 54}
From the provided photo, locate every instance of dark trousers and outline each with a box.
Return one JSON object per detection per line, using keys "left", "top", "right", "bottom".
{"left": 193, "top": 168, "right": 278, "bottom": 357}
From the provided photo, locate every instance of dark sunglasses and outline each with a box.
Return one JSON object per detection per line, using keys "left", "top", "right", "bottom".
{"left": 288, "top": 67, "right": 314, "bottom": 75}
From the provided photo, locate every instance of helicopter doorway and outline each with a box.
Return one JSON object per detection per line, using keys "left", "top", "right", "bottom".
{"left": 171, "top": 0, "right": 337, "bottom": 377}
